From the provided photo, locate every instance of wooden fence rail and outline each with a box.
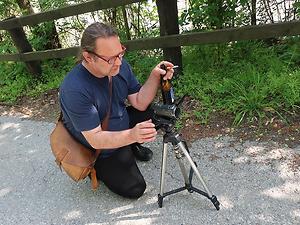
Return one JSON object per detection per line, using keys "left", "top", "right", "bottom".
{"left": 0, "top": 0, "right": 144, "bottom": 30}
{"left": 1, "top": 20, "right": 299, "bottom": 62}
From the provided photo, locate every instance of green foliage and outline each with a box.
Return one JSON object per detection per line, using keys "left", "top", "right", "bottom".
{"left": 117, "top": 1, "right": 160, "bottom": 40}
{"left": 126, "top": 50, "right": 162, "bottom": 83}
{"left": 0, "top": 0, "right": 19, "bottom": 19}
{"left": 274, "top": 37, "right": 300, "bottom": 68}
{"left": 27, "top": 57, "right": 75, "bottom": 97}
{"left": 0, "top": 62, "right": 32, "bottom": 103}
{"left": 38, "top": 0, "right": 69, "bottom": 10}
{"left": 294, "top": 2, "right": 300, "bottom": 16}
{"left": 0, "top": 57, "right": 74, "bottom": 103}
{"left": 176, "top": 40, "right": 300, "bottom": 125}
{"left": 28, "top": 22, "right": 59, "bottom": 50}
{"left": 0, "top": 31, "right": 17, "bottom": 54}
{"left": 180, "top": 0, "right": 249, "bottom": 30}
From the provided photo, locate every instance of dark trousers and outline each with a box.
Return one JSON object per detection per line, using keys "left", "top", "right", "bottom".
{"left": 94, "top": 106, "right": 153, "bottom": 198}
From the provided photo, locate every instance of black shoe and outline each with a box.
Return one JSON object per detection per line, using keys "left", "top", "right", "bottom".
{"left": 131, "top": 144, "right": 153, "bottom": 161}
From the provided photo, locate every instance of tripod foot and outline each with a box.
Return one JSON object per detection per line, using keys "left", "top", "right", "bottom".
{"left": 185, "top": 183, "right": 194, "bottom": 193}
{"left": 210, "top": 195, "right": 220, "bottom": 210}
{"left": 158, "top": 194, "right": 163, "bottom": 208}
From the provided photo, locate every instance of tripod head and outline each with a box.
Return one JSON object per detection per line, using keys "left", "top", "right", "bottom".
{"left": 151, "top": 94, "right": 186, "bottom": 132}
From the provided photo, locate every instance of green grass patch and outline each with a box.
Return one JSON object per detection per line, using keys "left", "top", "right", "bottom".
{"left": 0, "top": 57, "right": 74, "bottom": 103}
{"left": 175, "top": 39, "right": 300, "bottom": 124}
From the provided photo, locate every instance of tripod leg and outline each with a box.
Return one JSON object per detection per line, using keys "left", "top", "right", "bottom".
{"left": 174, "top": 146, "right": 191, "bottom": 189}
{"left": 158, "top": 142, "right": 168, "bottom": 208}
{"left": 178, "top": 142, "right": 212, "bottom": 196}
{"left": 178, "top": 142, "right": 220, "bottom": 210}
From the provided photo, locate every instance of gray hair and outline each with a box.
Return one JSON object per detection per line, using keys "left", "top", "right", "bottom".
{"left": 77, "top": 22, "right": 118, "bottom": 62}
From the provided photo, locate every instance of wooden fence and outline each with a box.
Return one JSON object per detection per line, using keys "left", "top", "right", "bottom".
{"left": 0, "top": 0, "right": 143, "bottom": 30}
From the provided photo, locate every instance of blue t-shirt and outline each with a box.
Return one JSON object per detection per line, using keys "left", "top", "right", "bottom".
{"left": 59, "top": 60, "right": 141, "bottom": 158}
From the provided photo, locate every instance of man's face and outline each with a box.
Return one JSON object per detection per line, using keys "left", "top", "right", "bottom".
{"left": 84, "top": 36, "right": 124, "bottom": 77}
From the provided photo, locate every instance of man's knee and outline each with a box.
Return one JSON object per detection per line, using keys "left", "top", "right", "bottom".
{"left": 121, "top": 180, "right": 146, "bottom": 199}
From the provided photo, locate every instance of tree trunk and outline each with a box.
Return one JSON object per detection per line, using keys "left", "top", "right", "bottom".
{"left": 15, "top": 0, "right": 61, "bottom": 50}
{"left": 122, "top": 6, "right": 131, "bottom": 40}
{"left": 33, "top": 1, "right": 61, "bottom": 50}
{"left": 15, "top": 0, "right": 35, "bottom": 14}
{"left": 251, "top": 0, "right": 257, "bottom": 25}
{"left": 137, "top": 2, "right": 141, "bottom": 37}
{"left": 112, "top": 8, "right": 117, "bottom": 26}
{"left": 262, "top": 0, "right": 274, "bottom": 23}
{"left": 156, "top": 0, "right": 182, "bottom": 74}
{"left": 45, "top": 22, "right": 62, "bottom": 49}
{"left": 5, "top": 16, "right": 42, "bottom": 77}
{"left": 273, "top": 0, "right": 282, "bottom": 21}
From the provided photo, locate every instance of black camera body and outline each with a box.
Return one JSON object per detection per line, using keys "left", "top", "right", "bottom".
{"left": 151, "top": 103, "right": 180, "bottom": 120}
{"left": 151, "top": 103, "right": 179, "bottom": 131}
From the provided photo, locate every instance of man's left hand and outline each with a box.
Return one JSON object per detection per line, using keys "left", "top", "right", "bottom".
{"left": 151, "top": 61, "right": 175, "bottom": 80}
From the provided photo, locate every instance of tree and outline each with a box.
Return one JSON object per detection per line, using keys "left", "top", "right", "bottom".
{"left": 248, "top": 0, "right": 257, "bottom": 25}
{"left": 156, "top": 0, "right": 182, "bottom": 73}
{"left": 15, "top": 0, "right": 34, "bottom": 14}
{"left": 122, "top": 6, "right": 131, "bottom": 40}
{"left": 29, "top": 0, "right": 62, "bottom": 50}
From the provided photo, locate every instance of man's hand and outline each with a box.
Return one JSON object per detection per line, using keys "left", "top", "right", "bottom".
{"left": 151, "top": 61, "right": 175, "bottom": 81}
{"left": 128, "top": 61, "right": 176, "bottom": 111}
{"left": 130, "top": 119, "right": 157, "bottom": 143}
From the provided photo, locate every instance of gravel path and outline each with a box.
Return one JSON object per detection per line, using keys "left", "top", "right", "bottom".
{"left": 0, "top": 116, "right": 299, "bottom": 225}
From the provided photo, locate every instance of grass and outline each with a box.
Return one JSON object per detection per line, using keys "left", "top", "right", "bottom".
{"left": 0, "top": 38, "right": 299, "bottom": 125}
{"left": 175, "top": 39, "right": 300, "bottom": 125}
{"left": 0, "top": 57, "right": 75, "bottom": 103}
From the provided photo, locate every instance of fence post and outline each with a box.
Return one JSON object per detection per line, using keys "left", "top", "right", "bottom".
{"left": 4, "top": 16, "right": 42, "bottom": 77}
{"left": 156, "top": 0, "right": 182, "bottom": 74}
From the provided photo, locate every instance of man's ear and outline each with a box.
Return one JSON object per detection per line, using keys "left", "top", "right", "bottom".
{"left": 82, "top": 51, "right": 93, "bottom": 63}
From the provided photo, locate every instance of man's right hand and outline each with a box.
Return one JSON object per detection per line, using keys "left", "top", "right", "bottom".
{"left": 130, "top": 119, "right": 157, "bottom": 143}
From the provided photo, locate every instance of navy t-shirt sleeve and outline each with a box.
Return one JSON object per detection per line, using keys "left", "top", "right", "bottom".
{"left": 60, "top": 90, "right": 100, "bottom": 132}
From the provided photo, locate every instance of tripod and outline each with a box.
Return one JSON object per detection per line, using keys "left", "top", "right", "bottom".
{"left": 156, "top": 120, "right": 220, "bottom": 210}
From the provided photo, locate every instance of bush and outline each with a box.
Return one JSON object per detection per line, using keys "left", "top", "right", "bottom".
{"left": 0, "top": 57, "right": 74, "bottom": 102}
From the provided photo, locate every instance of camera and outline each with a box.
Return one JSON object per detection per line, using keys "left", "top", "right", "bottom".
{"left": 151, "top": 103, "right": 180, "bottom": 120}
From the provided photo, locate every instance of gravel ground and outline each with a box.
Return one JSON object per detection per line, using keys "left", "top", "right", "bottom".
{"left": 0, "top": 115, "right": 299, "bottom": 225}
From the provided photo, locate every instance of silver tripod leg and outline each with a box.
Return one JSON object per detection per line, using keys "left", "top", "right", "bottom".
{"left": 178, "top": 142, "right": 213, "bottom": 197}
{"left": 159, "top": 143, "right": 168, "bottom": 196}
{"left": 174, "top": 146, "right": 190, "bottom": 185}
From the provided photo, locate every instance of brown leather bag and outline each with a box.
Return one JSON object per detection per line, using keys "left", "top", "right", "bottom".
{"left": 50, "top": 77, "right": 112, "bottom": 190}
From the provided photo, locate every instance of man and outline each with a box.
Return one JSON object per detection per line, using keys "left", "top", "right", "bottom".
{"left": 60, "top": 22, "right": 174, "bottom": 198}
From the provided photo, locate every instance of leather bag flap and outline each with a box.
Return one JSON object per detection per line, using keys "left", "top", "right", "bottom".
{"left": 50, "top": 121, "right": 96, "bottom": 167}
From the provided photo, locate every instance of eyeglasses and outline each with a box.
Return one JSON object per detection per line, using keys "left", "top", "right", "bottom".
{"left": 87, "top": 45, "right": 126, "bottom": 65}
